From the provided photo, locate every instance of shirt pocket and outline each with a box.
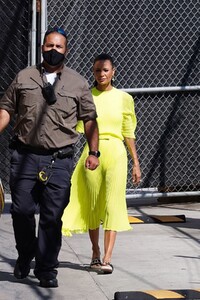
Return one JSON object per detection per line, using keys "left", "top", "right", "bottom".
{"left": 56, "top": 90, "right": 78, "bottom": 119}
{"left": 17, "top": 84, "right": 40, "bottom": 115}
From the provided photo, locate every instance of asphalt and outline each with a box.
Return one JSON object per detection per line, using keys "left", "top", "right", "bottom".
{"left": 0, "top": 196, "right": 200, "bottom": 300}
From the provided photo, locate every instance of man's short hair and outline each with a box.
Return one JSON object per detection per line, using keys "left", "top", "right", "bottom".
{"left": 43, "top": 27, "right": 68, "bottom": 44}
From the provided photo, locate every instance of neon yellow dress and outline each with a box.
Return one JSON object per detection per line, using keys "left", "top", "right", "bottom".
{"left": 62, "top": 87, "right": 137, "bottom": 236}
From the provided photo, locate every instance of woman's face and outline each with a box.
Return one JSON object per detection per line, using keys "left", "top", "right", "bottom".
{"left": 93, "top": 59, "right": 115, "bottom": 91}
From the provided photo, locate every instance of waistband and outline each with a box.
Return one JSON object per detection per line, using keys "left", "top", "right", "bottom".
{"left": 10, "top": 138, "right": 74, "bottom": 158}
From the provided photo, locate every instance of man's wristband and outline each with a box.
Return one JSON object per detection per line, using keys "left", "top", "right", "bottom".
{"left": 88, "top": 150, "right": 101, "bottom": 158}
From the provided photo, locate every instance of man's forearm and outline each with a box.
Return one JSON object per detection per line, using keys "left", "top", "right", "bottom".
{"left": 0, "top": 109, "right": 10, "bottom": 133}
{"left": 84, "top": 119, "right": 99, "bottom": 151}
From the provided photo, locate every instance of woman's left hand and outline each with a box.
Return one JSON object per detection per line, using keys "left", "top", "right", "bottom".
{"left": 132, "top": 164, "right": 141, "bottom": 185}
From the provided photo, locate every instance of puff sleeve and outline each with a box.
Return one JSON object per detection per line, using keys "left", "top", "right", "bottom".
{"left": 121, "top": 93, "right": 137, "bottom": 139}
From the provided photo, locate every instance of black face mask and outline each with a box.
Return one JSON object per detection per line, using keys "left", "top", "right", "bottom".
{"left": 43, "top": 49, "right": 65, "bottom": 66}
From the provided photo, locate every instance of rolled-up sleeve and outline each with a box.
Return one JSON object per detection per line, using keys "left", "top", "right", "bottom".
{"left": 77, "top": 80, "right": 97, "bottom": 122}
{"left": 0, "top": 76, "right": 18, "bottom": 115}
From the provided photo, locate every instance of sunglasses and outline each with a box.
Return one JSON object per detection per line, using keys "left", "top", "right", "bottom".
{"left": 44, "top": 27, "right": 68, "bottom": 39}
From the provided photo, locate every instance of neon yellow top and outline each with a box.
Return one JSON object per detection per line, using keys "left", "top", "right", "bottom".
{"left": 77, "top": 87, "right": 137, "bottom": 139}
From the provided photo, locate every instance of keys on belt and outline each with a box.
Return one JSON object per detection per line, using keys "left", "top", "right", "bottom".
{"left": 38, "top": 146, "right": 74, "bottom": 185}
{"left": 38, "top": 153, "right": 57, "bottom": 185}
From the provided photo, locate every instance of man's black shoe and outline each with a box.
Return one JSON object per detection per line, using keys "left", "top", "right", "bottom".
{"left": 14, "top": 259, "right": 30, "bottom": 279}
{"left": 39, "top": 278, "right": 58, "bottom": 288}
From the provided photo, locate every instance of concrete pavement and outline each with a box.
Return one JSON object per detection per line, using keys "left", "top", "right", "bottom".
{"left": 0, "top": 197, "right": 200, "bottom": 300}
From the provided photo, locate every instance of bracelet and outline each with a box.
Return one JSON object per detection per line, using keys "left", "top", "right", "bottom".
{"left": 88, "top": 150, "right": 101, "bottom": 158}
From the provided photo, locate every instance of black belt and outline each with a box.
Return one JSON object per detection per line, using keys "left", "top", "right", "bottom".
{"left": 10, "top": 139, "right": 74, "bottom": 158}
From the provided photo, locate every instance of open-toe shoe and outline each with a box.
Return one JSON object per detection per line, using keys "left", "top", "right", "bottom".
{"left": 101, "top": 262, "right": 114, "bottom": 274}
{"left": 90, "top": 258, "right": 102, "bottom": 270}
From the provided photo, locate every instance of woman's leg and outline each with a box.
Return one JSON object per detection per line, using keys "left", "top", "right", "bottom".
{"left": 100, "top": 230, "right": 116, "bottom": 274}
{"left": 89, "top": 228, "right": 100, "bottom": 258}
{"left": 89, "top": 228, "right": 101, "bottom": 268}
{"left": 103, "top": 230, "right": 117, "bottom": 263}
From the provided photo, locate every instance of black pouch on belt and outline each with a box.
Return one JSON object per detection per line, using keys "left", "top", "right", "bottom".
{"left": 57, "top": 146, "right": 74, "bottom": 158}
{"left": 9, "top": 135, "right": 19, "bottom": 150}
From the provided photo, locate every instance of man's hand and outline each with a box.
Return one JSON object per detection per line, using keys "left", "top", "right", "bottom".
{"left": 85, "top": 155, "right": 99, "bottom": 170}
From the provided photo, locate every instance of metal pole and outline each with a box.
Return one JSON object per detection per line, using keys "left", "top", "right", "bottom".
{"left": 31, "top": 0, "right": 37, "bottom": 66}
{"left": 126, "top": 190, "right": 200, "bottom": 199}
{"left": 36, "top": 0, "right": 41, "bottom": 64}
{"left": 41, "top": 0, "right": 47, "bottom": 47}
{"left": 122, "top": 85, "right": 200, "bottom": 94}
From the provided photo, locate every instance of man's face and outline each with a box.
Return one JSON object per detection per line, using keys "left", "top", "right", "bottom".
{"left": 42, "top": 32, "right": 68, "bottom": 55}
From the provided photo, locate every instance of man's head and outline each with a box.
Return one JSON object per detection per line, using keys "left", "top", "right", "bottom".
{"left": 42, "top": 27, "right": 68, "bottom": 70}
{"left": 43, "top": 27, "right": 68, "bottom": 47}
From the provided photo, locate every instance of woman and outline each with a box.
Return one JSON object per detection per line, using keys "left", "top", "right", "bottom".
{"left": 62, "top": 53, "right": 141, "bottom": 274}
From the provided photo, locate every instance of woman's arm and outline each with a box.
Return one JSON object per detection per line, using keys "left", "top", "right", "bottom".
{"left": 124, "top": 137, "right": 141, "bottom": 185}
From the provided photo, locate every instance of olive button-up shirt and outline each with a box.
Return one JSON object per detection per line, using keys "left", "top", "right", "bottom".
{"left": 0, "top": 65, "right": 97, "bottom": 149}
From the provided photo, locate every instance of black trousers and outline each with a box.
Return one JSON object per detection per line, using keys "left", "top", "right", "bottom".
{"left": 9, "top": 148, "right": 74, "bottom": 279}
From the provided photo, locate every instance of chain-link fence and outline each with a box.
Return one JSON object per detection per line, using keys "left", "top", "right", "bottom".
{"left": 0, "top": 0, "right": 31, "bottom": 92}
{"left": 132, "top": 90, "right": 199, "bottom": 192}
{"left": 0, "top": 0, "right": 199, "bottom": 195}
{"left": 47, "top": 0, "right": 200, "bottom": 194}
{"left": 47, "top": 0, "right": 200, "bottom": 88}
{"left": 0, "top": 0, "right": 31, "bottom": 192}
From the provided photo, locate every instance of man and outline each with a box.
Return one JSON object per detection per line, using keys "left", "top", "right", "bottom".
{"left": 0, "top": 27, "right": 100, "bottom": 288}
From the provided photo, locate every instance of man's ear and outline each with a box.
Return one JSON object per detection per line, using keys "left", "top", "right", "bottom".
{"left": 65, "top": 48, "right": 69, "bottom": 56}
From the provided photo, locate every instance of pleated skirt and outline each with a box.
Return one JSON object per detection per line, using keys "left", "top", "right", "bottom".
{"left": 62, "top": 137, "right": 132, "bottom": 236}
